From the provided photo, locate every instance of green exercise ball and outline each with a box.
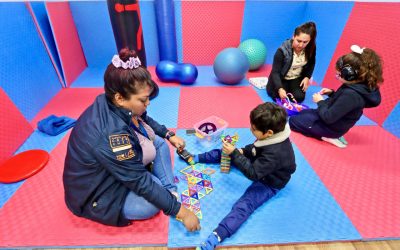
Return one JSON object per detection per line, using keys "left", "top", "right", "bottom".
{"left": 238, "top": 39, "right": 267, "bottom": 71}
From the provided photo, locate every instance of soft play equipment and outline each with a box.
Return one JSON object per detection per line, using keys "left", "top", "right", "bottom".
{"left": 107, "top": 0, "right": 147, "bottom": 67}
{"left": 155, "top": 0, "right": 177, "bottom": 62}
{"left": 0, "top": 149, "right": 49, "bottom": 183}
{"left": 213, "top": 48, "right": 249, "bottom": 84}
{"left": 239, "top": 39, "right": 267, "bottom": 71}
{"left": 156, "top": 60, "right": 198, "bottom": 85}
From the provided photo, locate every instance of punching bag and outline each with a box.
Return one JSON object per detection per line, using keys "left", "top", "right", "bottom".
{"left": 107, "top": 0, "right": 159, "bottom": 99}
{"left": 107, "top": 0, "right": 147, "bottom": 67}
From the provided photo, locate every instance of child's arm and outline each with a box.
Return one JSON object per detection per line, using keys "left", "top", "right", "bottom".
{"left": 317, "top": 90, "right": 362, "bottom": 124}
{"left": 230, "top": 150, "right": 276, "bottom": 181}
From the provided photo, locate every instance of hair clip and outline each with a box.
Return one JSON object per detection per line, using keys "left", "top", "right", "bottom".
{"left": 111, "top": 55, "right": 141, "bottom": 69}
{"left": 351, "top": 45, "right": 365, "bottom": 54}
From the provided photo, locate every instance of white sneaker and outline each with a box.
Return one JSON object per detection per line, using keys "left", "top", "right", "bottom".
{"left": 321, "top": 137, "right": 347, "bottom": 148}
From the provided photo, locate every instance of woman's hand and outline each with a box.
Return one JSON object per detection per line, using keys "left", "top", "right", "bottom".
{"left": 319, "top": 88, "right": 333, "bottom": 95}
{"left": 222, "top": 140, "right": 235, "bottom": 155}
{"left": 312, "top": 92, "right": 324, "bottom": 103}
{"left": 300, "top": 77, "right": 310, "bottom": 92}
{"left": 176, "top": 205, "right": 201, "bottom": 232}
{"left": 169, "top": 135, "right": 186, "bottom": 149}
{"left": 278, "top": 88, "right": 287, "bottom": 99}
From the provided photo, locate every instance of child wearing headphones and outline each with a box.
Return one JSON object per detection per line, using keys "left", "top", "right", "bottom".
{"left": 289, "top": 45, "right": 383, "bottom": 148}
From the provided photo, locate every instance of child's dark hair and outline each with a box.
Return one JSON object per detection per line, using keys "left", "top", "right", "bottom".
{"left": 294, "top": 21, "right": 317, "bottom": 60}
{"left": 335, "top": 48, "right": 383, "bottom": 90}
{"left": 104, "top": 48, "right": 155, "bottom": 102}
{"left": 250, "top": 102, "right": 287, "bottom": 134}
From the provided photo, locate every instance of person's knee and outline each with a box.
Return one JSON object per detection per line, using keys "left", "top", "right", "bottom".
{"left": 124, "top": 202, "right": 160, "bottom": 220}
{"left": 154, "top": 135, "right": 168, "bottom": 149}
{"left": 293, "top": 92, "right": 305, "bottom": 103}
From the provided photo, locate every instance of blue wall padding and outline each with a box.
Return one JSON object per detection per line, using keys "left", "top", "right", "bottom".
{"left": 383, "top": 101, "right": 400, "bottom": 138}
{"left": 303, "top": 1, "right": 354, "bottom": 84}
{"left": 241, "top": 1, "right": 306, "bottom": 65}
{"left": 139, "top": 0, "right": 160, "bottom": 66}
{"left": 0, "top": 130, "right": 68, "bottom": 208}
{"left": 69, "top": 1, "right": 117, "bottom": 68}
{"left": 0, "top": 2, "right": 62, "bottom": 121}
{"left": 174, "top": 1, "right": 184, "bottom": 63}
{"left": 70, "top": 68, "right": 104, "bottom": 88}
{"left": 30, "top": 2, "right": 64, "bottom": 87}
{"left": 168, "top": 128, "right": 361, "bottom": 247}
{"left": 155, "top": 0, "right": 178, "bottom": 62}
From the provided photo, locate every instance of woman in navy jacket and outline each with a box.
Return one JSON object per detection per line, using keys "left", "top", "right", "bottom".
{"left": 289, "top": 46, "right": 383, "bottom": 148}
{"left": 63, "top": 48, "right": 200, "bottom": 231}
{"left": 267, "top": 21, "right": 317, "bottom": 103}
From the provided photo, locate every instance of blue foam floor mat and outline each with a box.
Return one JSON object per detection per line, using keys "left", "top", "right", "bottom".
{"left": 147, "top": 87, "right": 181, "bottom": 129}
{"left": 0, "top": 130, "right": 68, "bottom": 208}
{"left": 168, "top": 128, "right": 361, "bottom": 247}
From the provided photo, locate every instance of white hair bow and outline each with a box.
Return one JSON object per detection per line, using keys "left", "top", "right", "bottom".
{"left": 351, "top": 45, "right": 365, "bottom": 54}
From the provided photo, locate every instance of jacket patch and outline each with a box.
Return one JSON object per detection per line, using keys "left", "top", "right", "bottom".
{"left": 109, "top": 134, "right": 132, "bottom": 152}
{"left": 116, "top": 149, "right": 135, "bottom": 161}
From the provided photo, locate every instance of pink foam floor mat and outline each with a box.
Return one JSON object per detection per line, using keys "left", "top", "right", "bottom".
{"left": 290, "top": 126, "right": 400, "bottom": 239}
{"left": 0, "top": 134, "right": 169, "bottom": 248}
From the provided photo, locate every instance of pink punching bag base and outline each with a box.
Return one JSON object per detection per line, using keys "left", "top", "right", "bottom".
{"left": 0, "top": 149, "right": 49, "bottom": 183}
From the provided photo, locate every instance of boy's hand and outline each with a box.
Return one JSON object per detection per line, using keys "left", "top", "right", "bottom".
{"left": 222, "top": 140, "right": 235, "bottom": 155}
{"left": 176, "top": 205, "right": 201, "bottom": 232}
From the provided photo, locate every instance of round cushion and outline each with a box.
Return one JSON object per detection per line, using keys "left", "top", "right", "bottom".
{"left": 0, "top": 149, "right": 49, "bottom": 183}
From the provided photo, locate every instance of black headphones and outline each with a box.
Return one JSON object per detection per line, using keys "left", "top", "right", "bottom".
{"left": 337, "top": 57, "right": 358, "bottom": 81}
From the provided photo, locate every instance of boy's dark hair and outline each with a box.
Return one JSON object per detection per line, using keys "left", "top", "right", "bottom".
{"left": 250, "top": 102, "right": 287, "bottom": 134}
{"left": 104, "top": 48, "right": 156, "bottom": 102}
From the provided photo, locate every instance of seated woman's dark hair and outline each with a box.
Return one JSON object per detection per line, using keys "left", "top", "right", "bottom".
{"left": 294, "top": 21, "right": 317, "bottom": 60}
{"left": 104, "top": 48, "right": 156, "bottom": 102}
{"left": 250, "top": 102, "right": 287, "bottom": 134}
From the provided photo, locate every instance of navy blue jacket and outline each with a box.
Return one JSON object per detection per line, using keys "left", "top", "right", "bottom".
{"left": 316, "top": 82, "right": 381, "bottom": 134}
{"left": 267, "top": 39, "right": 316, "bottom": 94}
{"left": 230, "top": 125, "right": 296, "bottom": 189}
{"left": 63, "top": 94, "right": 181, "bottom": 226}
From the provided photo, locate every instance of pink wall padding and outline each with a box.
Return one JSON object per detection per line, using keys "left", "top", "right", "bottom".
{"left": 0, "top": 88, "right": 33, "bottom": 165}
{"left": 321, "top": 3, "right": 400, "bottom": 126}
{"left": 291, "top": 126, "right": 400, "bottom": 239}
{"left": 0, "top": 135, "right": 169, "bottom": 248}
{"left": 181, "top": 1, "right": 245, "bottom": 65}
{"left": 30, "top": 88, "right": 104, "bottom": 129}
{"left": 46, "top": 2, "right": 87, "bottom": 87}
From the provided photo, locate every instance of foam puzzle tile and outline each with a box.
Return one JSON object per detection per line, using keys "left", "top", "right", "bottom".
{"left": 0, "top": 135, "right": 169, "bottom": 248}
{"left": 291, "top": 126, "right": 400, "bottom": 239}
{"left": 168, "top": 128, "right": 360, "bottom": 247}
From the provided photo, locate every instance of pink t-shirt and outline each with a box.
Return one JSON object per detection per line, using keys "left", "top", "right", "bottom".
{"left": 134, "top": 119, "right": 156, "bottom": 166}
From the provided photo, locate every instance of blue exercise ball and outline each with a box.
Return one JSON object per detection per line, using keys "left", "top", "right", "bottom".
{"left": 213, "top": 48, "right": 249, "bottom": 84}
{"left": 156, "top": 60, "right": 198, "bottom": 85}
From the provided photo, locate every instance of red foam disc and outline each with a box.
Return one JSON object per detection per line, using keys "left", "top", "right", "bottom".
{"left": 0, "top": 149, "right": 49, "bottom": 183}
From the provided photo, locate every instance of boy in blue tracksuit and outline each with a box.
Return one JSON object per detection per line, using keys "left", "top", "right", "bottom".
{"left": 196, "top": 102, "right": 296, "bottom": 250}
